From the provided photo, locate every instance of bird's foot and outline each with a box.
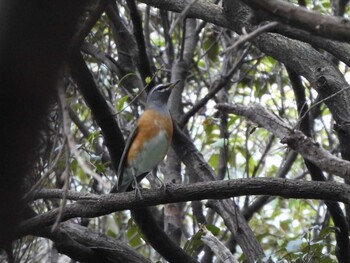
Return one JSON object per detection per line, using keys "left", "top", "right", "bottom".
{"left": 162, "top": 179, "right": 176, "bottom": 192}
{"left": 132, "top": 181, "right": 143, "bottom": 199}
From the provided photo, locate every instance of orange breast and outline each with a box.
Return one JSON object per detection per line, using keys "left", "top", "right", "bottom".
{"left": 127, "top": 109, "right": 173, "bottom": 164}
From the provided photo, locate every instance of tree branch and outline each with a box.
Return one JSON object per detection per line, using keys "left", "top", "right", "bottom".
{"left": 18, "top": 178, "right": 350, "bottom": 252}
{"left": 217, "top": 103, "right": 350, "bottom": 181}
{"left": 126, "top": 0, "right": 154, "bottom": 88}
{"left": 69, "top": 51, "right": 125, "bottom": 172}
{"left": 288, "top": 68, "right": 350, "bottom": 262}
{"left": 273, "top": 24, "right": 350, "bottom": 67}
{"left": 243, "top": 0, "right": 350, "bottom": 42}
{"left": 172, "top": 122, "right": 265, "bottom": 262}
{"left": 137, "top": 0, "right": 350, "bottom": 163}
{"left": 131, "top": 207, "right": 198, "bottom": 263}
{"left": 136, "top": 0, "right": 228, "bottom": 28}
{"left": 200, "top": 226, "right": 238, "bottom": 263}
{"left": 180, "top": 45, "right": 250, "bottom": 127}
{"left": 136, "top": 0, "right": 350, "bottom": 64}
{"left": 36, "top": 222, "right": 151, "bottom": 263}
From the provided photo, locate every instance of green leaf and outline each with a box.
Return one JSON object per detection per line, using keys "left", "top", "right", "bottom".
{"left": 184, "top": 230, "right": 204, "bottom": 256}
{"left": 206, "top": 224, "right": 220, "bottom": 236}
{"left": 145, "top": 76, "right": 151, "bottom": 84}
{"left": 319, "top": 226, "right": 337, "bottom": 238}
{"left": 208, "top": 154, "right": 219, "bottom": 169}
{"left": 94, "top": 161, "right": 106, "bottom": 173}
{"left": 126, "top": 224, "right": 143, "bottom": 248}
{"left": 117, "top": 95, "right": 129, "bottom": 111}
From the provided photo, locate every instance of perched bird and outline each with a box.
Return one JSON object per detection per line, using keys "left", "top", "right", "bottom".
{"left": 111, "top": 81, "right": 179, "bottom": 193}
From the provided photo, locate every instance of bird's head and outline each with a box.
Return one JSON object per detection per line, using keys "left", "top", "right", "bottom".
{"left": 146, "top": 80, "right": 180, "bottom": 109}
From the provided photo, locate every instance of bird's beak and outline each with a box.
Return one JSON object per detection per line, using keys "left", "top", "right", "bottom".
{"left": 165, "top": 79, "right": 181, "bottom": 90}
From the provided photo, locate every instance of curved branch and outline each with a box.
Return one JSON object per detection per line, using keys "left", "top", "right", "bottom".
{"left": 288, "top": 68, "right": 350, "bottom": 262}
{"left": 131, "top": 208, "right": 198, "bottom": 263}
{"left": 137, "top": 0, "right": 350, "bottom": 162}
{"left": 69, "top": 52, "right": 125, "bottom": 171}
{"left": 19, "top": 178, "right": 350, "bottom": 238}
{"left": 126, "top": 0, "right": 154, "bottom": 88}
{"left": 36, "top": 222, "right": 151, "bottom": 263}
{"left": 180, "top": 46, "right": 250, "bottom": 127}
{"left": 273, "top": 24, "right": 350, "bottom": 67}
{"left": 137, "top": 0, "right": 228, "bottom": 27}
{"left": 217, "top": 103, "right": 350, "bottom": 181}
{"left": 243, "top": 0, "right": 350, "bottom": 43}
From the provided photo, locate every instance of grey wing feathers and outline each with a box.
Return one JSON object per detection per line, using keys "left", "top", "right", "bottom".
{"left": 110, "top": 127, "right": 138, "bottom": 193}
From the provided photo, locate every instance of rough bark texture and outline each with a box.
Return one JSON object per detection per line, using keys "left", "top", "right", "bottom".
{"left": 243, "top": 0, "right": 350, "bottom": 42}
{"left": 217, "top": 103, "right": 350, "bottom": 181}
{"left": 19, "top": 178, "right": 350, "bottom": 239}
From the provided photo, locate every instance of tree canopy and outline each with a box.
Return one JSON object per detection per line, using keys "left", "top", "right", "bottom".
{"left": 2, "top": 0, "right": 350, "bottom": 262}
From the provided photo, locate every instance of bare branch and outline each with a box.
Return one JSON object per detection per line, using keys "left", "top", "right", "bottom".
{"left": 217, "top": 103, "right": 350, "bottom": 181}
{"left": 19, "top": 178, "right": 350, "bottom": 239}
{"left": 201, "top": 225, "right": 238, "bottom": 263}
{"left": 243, "top": 0, "right": 350, "bottom": 42}
{"left": 36, "top": 222, "right": 151, "bottom": 263}
{"left": 223, "top": 21, "right": 278, "bottom": 53}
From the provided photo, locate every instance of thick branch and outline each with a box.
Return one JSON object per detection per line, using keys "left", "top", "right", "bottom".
{"left": 288, "top": 68, "right": 350, "bottom": 262}
{"left": 131, "top": 208, "right": 198, "bottom": 263}
{"left": 36, "top": 222, "right": 151, "bottom": 263}
{"left": 172, "top": 123, "right": 263, "bottom": 261}
{"left": 217, "top": 103, "right": 350, "bottom": 181}
{"left": 136, "top": 0, "right": 350, "bottom": 66}
{"left": 69, "top": 52, "right": 125, "bottom": 171}
{"left": 243, "top": 0, "right": 350, "bottom": 42}
{"left": 137, "top": 0, "right": 350, "bottom": 162}
{"left": 106, "top": 0, "right": 144, "bottom": 94}
{"left": 136, "top": 0, "right": 228, "bottom": 28}
{"left": 20, "top": 178, "right": 350, "bottom": 237}
{"left": 126, "top": 0, "right": 154, "bottom": 88}
{"left": 273, "top": 24, "right": 350, "bottom": 67}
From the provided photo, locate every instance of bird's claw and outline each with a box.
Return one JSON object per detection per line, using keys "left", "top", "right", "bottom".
{"left": 131, "top": 181, "right": 143, "bottom": 199}
{"left": 162, "top": 179, "right": 176, "bottom": 192}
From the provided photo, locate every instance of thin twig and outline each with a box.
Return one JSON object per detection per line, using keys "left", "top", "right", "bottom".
{"left": 223, "top": 22, "right": 279, "bottom": 54}
{"left": 114, "top": 67, "right": 163, "bottom": 115}
{"left": 52, "top": 84, "right": 73, "bottom": 232}
{"left": 169, "top": 0, "right": 200, "bottom": 35}
{"left": 52, "top": 143, "right": 70, "bottom": 232}
{"left": 58, "top": 82, "right": 110, "bottom": 189}
{"left": 180, "top": 45, "right": 251, "bottom": 126}
{"left": 200, "top": 225, "right": 238, "bottom": 263}
{"left": 294, "top": 86, "right": 350, "bottom": 130}
{"left": 22, "top": 136, "right": 67, "bottom": 203}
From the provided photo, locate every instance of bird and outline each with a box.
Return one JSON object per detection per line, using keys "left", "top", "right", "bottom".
{"left": 110, "top": 80, "right": 179, "bottom": 193}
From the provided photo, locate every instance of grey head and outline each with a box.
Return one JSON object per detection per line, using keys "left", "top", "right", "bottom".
{"left": 146, "top": 80, "right": 180, "bottom": 110}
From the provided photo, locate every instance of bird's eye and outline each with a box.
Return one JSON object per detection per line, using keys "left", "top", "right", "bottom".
{"left": 158, "top": 86, "right": 167, "bottom": 92}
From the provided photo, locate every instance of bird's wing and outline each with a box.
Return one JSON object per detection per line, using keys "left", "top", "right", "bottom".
{"left": 110, "top": 126, "right": 138, "bottom": 193}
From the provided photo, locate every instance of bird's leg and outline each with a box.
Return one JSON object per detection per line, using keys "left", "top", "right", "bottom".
{"left": 152, "top": 167, "right": 165, "bottom": 189}
{"left": 153, "top": 167, "right": 175, "bottom": 192}
{"left": 131, "top": 169, "right": 143, "bottom": 199}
